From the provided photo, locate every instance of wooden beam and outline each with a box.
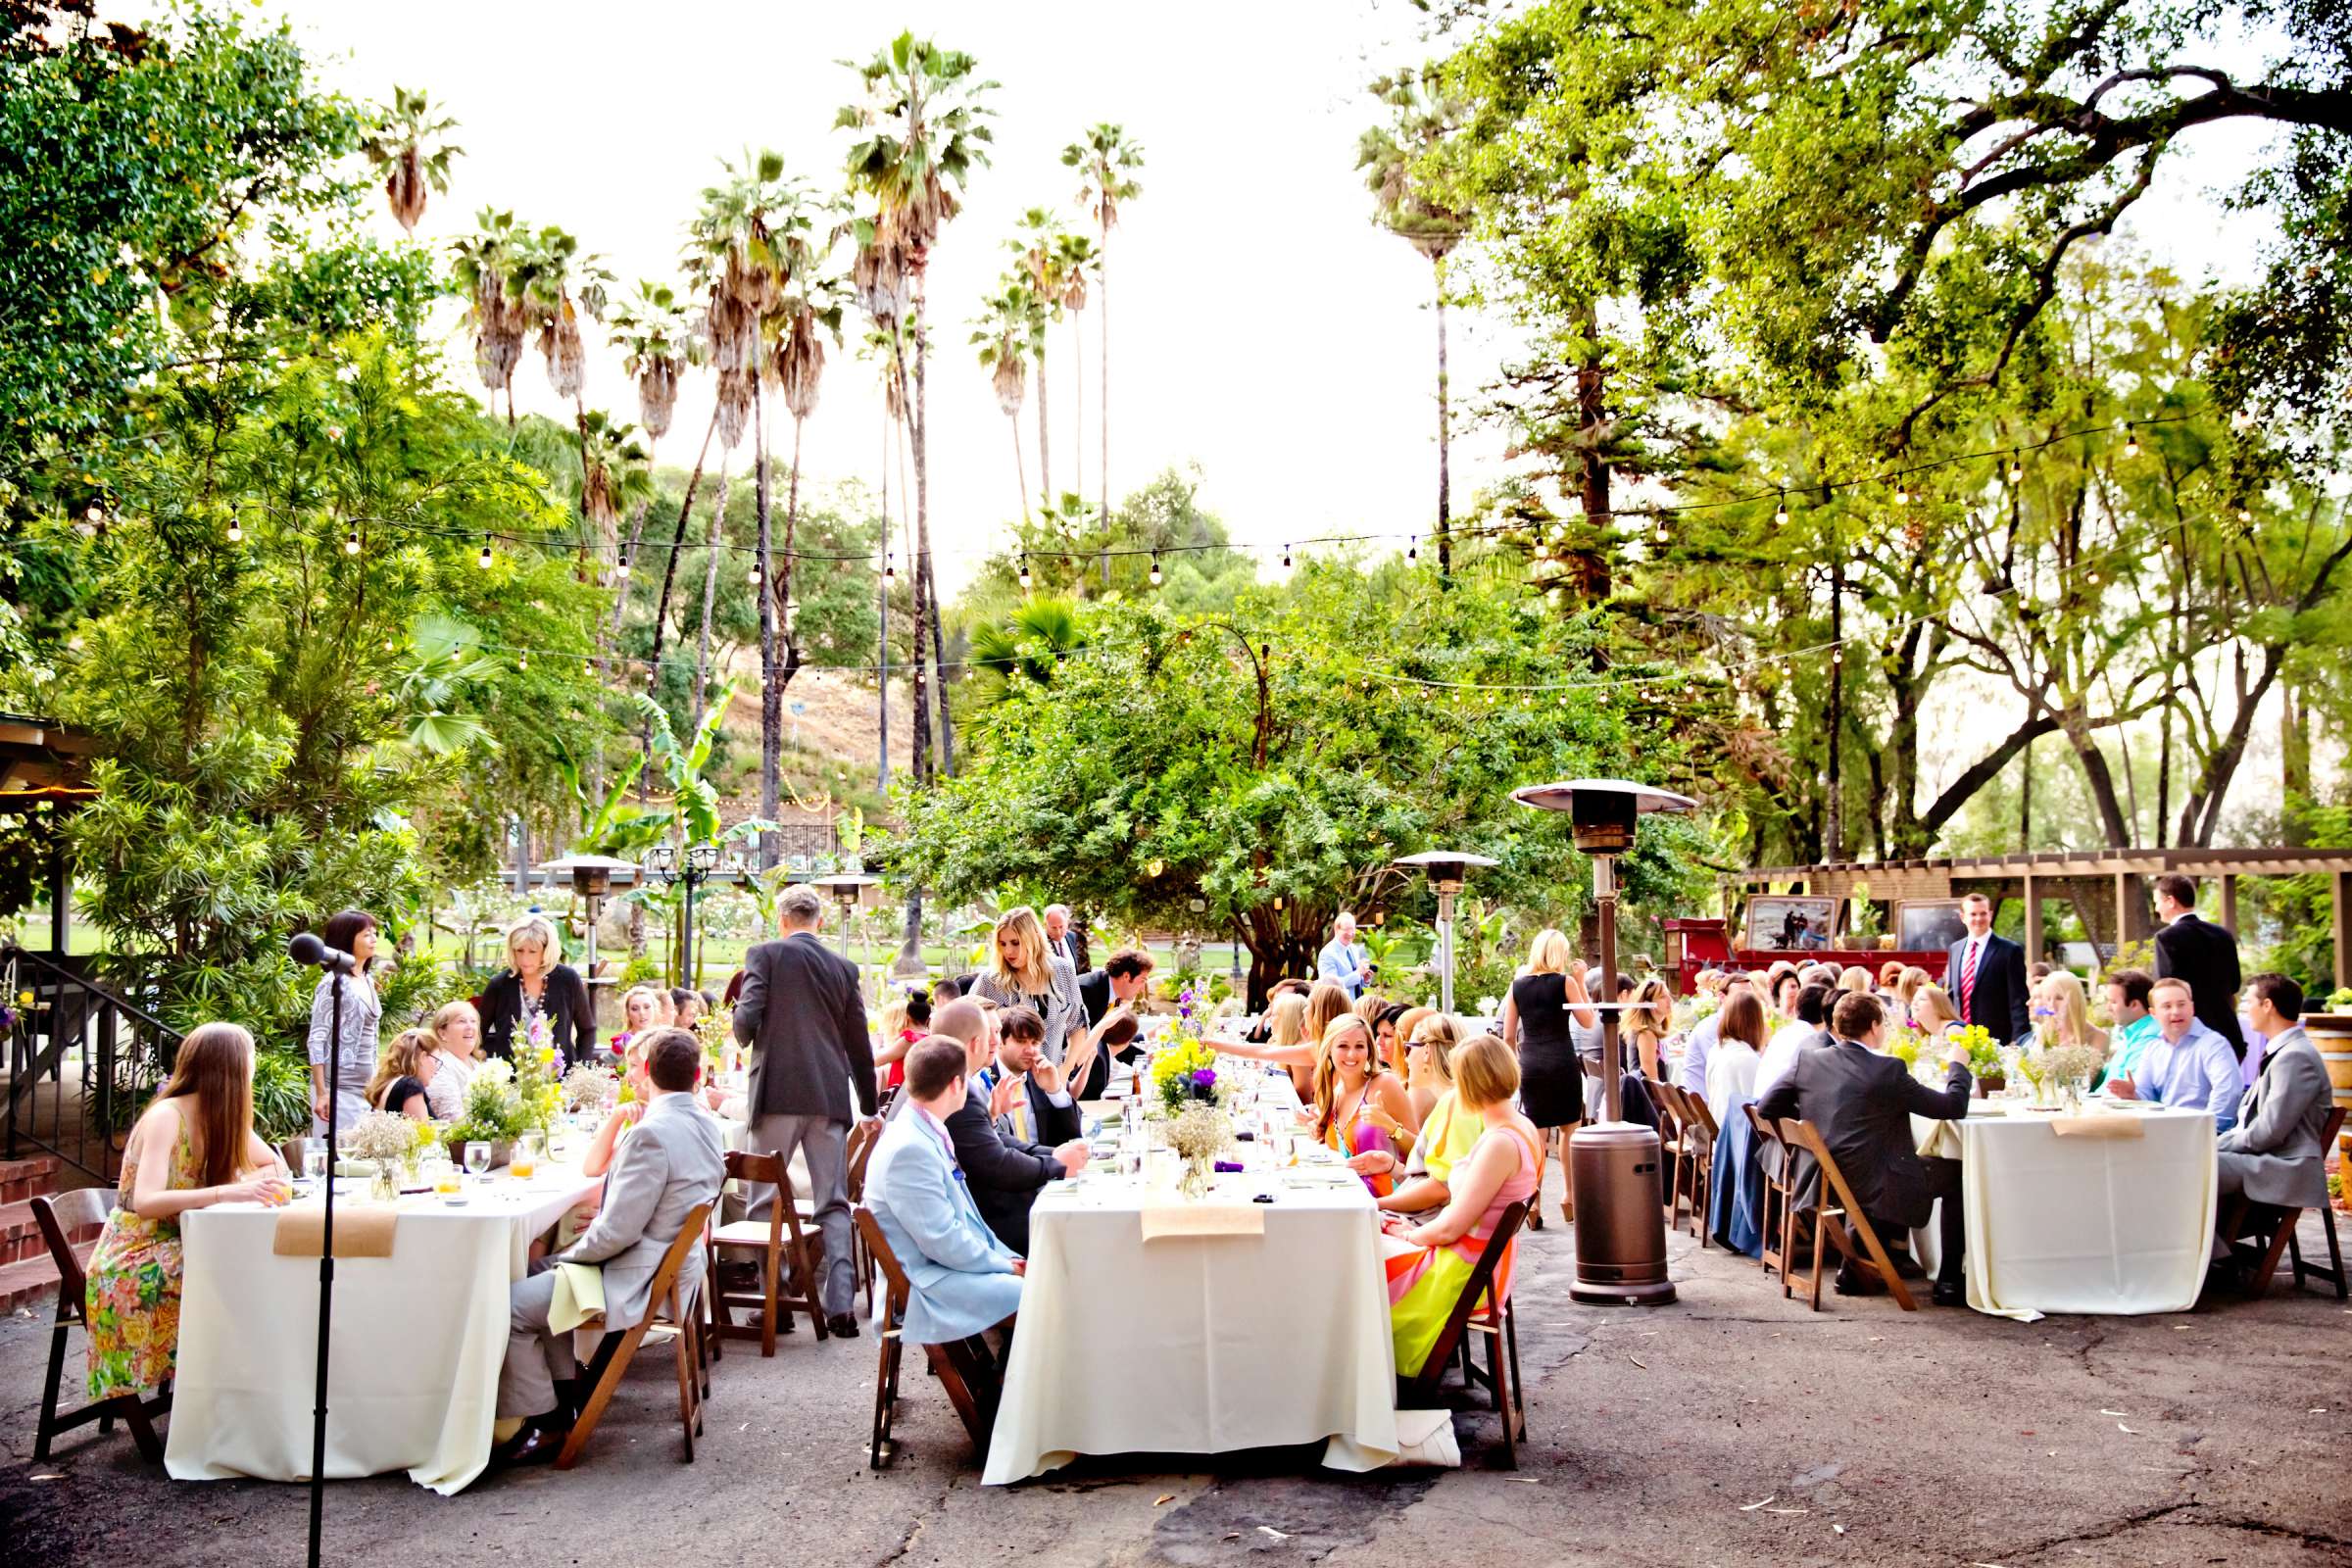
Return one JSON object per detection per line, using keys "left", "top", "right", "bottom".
{"left": 2334, "top": 869, "right": 2351, "bottom": 997}
{"left": 2219, "top": 874, "right": 2238, "bottom": 938}
{"left": 2024, "top": 874, "right": 2043, "bottom": 965}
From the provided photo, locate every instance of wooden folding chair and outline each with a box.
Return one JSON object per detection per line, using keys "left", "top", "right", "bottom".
{"left": 845, "top": 1118, "right": 883, "bottom": 1315}
{"left": 2290, "top": 1107, "right": 2348, "bottom": 1298}
{"left": 710, "top": 1152, "right": 827, "bottom": 1354}
{"left": 1675, "top": 1089, "right": 1719, "bottom": 1249}
{"left": 854, "top": 1206, "right": 1001, "bottom": 1469}
{"left": 557, "top": 1200, "right": 714, "bottom": 1469}
{"left": 1776, "top": 1120, "right": 1917, "bottom": 1311}
{"left": 32, "top": 1191, "right": 171, "bottom": 1462}
{"left": 1397, "top": 1200, "right": 1530, "bottom": 1469}
{"left": 2216, "top": 1109, "right": 2349, "bottom": 1300}
{"left": 1647, "top": 1079, "right": 1687, "bottom": 1229}
{"left": 1745, "top": 1105, "right": 1793, "bottom": 1281}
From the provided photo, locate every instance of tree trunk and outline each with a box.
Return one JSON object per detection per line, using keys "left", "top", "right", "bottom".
{"left": 606, "top": 496, "right": 649, "bottom": 647}
{"left": 2280, "top": 679, "right": 2310, "bottom": 845}
{"left": 1434, "top": 256, "right": 1451, "bottom": 583}
{"left": 1036, "top": 344, "right": 1052, "bottom": 504}
{"left": 920, "top": 326, "right": 955, "bottom": 778}
{"left": 2020, "top": 732, "right": 2034, "bottom": 851}
{"left": 647, "top": 409, "right": 719, "bottom": 682}
{"left": 2178, "top": 643, "right": 2284, "bottom": 848}
{"left": 2155, "top": 698, "right": 2174, "bottom": 849}
{"left": 1071, "top": 304, "right": 1085, "bottom": 514}
{"left": 770, "top": 416, "right": 810, "bottom": 824}
{"left": 902, "top": 324, "right": 933, "bottom": 789}
{"left": 1825, "top": 557, "right": 1844, "bottom": 859}
{"left": 1099, "top": 217, "right": 1110, "bottom": 562}
{"left": 877, "top": 412, "right": 892, "bottom": 798}
{"left": 756, "top": 379, "right": 780, "bottom": 870}
{"left": 2060, "top": 710, "right": 2133, "bottom": 849}
{"left": 694, "top": 467, "right": 727, "bottom": 714}
{"left": 1009, "top": 413, "right": 1031, "bottom": 522}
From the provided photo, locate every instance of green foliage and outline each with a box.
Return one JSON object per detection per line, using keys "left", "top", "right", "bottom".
{"left": 252, "top": 1048, "right": 315, "bottom": 1144}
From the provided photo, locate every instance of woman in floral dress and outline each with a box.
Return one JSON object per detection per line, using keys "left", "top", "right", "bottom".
{"left": 87, "top": 1022, "right": 291, "bottom": 1399}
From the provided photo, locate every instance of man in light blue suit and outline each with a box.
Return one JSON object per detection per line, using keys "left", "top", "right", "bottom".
{"left": 865, "top": 1035, "right": 1024, "bottom": 1346}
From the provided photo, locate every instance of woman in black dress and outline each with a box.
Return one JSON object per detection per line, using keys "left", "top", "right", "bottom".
{"left": 1500, "top": 927, "right": 1599, "bottom": 1229}
{"left": 476, "top": 913, "right": 597, "bottom": 1063}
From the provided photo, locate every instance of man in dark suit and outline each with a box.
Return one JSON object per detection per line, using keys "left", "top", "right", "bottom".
{"left": 1757, "top": 992, "right": 1975, "bottom": 1304}
{"left": 976, "top": 1005, "right": 1084, "bottom": 1147}
{"left": 1945, "top": 892, "right": 2030, "bottom": 1044}
{"left": 2152, "top": 873, "right": 2246, "bottom": 1059}
{"left": 935, "top": 999, "right": 1088, "bottom": 1254}
{"left": 733, "top": 884, "right": 876, "bottom": 1337}
{"left": 1044, "top": 904, "right": 1091, "bottom": 974}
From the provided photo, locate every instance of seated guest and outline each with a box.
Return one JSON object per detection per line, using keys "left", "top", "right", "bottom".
{"left": 2096, "top": 968, "right": 2158, "bottom": 1091}
{"left": 670, "top": 988, "right": 706, "bottom": 1029}
{"left": 1372, "top": 1001, "right": 1408, "bottom": 1063}
{"left": 1382, "top": 1022, "right": 1482, "bottom": 1216}
{"left": 1379, "top": 1035, "right": 1542, "bottom": 1376}
{"left": 1077, "top": 948, "right": 1155, "bottom": 1029}
{"left": 1837, "top": 965, "right": 1874, "bottom": 997}
{"left": 495, "top": 1029, "right": 724, "bottom": 1466}
{"left": 1089, "top": 1009, "right": 1143, "bottom": 1094}
{"left": 87, "top": 1023, "right": 290, "bottom": 1403}
{"left": 2032, "top": 970, "right": 2108, "bottom": 1059}
{"left": 426, "top": 1001, "right": 483, "bottom": 1120}
{"left": 1756, "top": 993, "right": 1973, "bottom": 1304}
{"left": 611, "top": 984, "right": 664, "bottom": 1057}
{"left": 1400, "top": 1012, "right": 1460, "bottom": 1125}
{"left": 1306, "top": 1013, "right": 1420, "bottom": 1199}
{"left": 1893, "top": 965, "right": 1933, "bottom": 1019}
{"left": 2106, "top": 978, "right": 2240, "bottom": 1132}
{"left": 1911, "top": 982, "right": 1963, "bottom": 1042}
{"left": 1876, "top": 959, "right": 1906, "bottom": 996}
{"left": 2217, "top": 974, "right": 2328, "bottom": 1207}
{"left": 934, "top": 1000, "right": 1087, "bottom": 1254}
{"left": 1243, "top": 978, "right": 1313, "bottom": 1042}
{"left": 874, "top": 987, "right": 931, "bottom": 1096}
{"left": 979, "top": 1006, "right": 1083, "bottom": 1148}
{"left": 581, "top": 1037, "right": 656, "bottom": 1179}
{"left": 367, "top": 1028, "right": 438, "bottom": 1120}
{"left": 1754, "top": 983, "right": 1832, "bottom": 1106}
{"left": 1704, "top": 990, "right": 1769, "bottom": 1125}
{"left": 1677, "top": 973, "right": 1753, "bottom": 1101}
{"left": 865, "top": 1036, "right": 1025, "bottom": 1346}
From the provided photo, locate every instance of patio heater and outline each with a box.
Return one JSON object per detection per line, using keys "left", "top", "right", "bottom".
{"left": 1511, "top": 778, "right": 1697, "bottom": 1305}
{"left": 812, "top": 873, "right": 881, "bottom": 962}
{"left": 535, "top": 853, "right": 638, "bottom": 982}
{"left": 1392, "top": 850, "right": 1498, "bottom": 1016}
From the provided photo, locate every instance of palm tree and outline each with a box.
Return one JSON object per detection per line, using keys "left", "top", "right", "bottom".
{"left": 971, "top": 279, "right": 1041, "bottom": 520}
{"left": 360, "top": 87, "right": 462, "bottom": 233}
{"left": 452, "top": 210, "right": 528, "bottom": 422}
{"left": 967, "top": 597, "right": 1087, "bottom": 705}
{"left": 1053, "top": 229, "right": 1100, "bottom": 518}
{"left": 508, "top": 223, "right": 615, "bottom": 568}
{"left": 576, "top": 411, "right": 653, "bottom": 567}
{"left": 606, "top": 280, "right": 699, "bottom": 646}
{"left": 1008, "top": 208, "right": 1073, "bottom": 498}
{"left": 841, "top": 31, "right": 998, "bottom": 792}
{"left": 1357, "top": 68, "right": 1468, "bottom": 580}
{"left": 1061, "top": 124, "right": 1144, "bottom": 541}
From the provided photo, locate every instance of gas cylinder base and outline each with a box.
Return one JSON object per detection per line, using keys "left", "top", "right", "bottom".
{"left": 1569, "top": 1275, "right": 1679, "bottom": 1306}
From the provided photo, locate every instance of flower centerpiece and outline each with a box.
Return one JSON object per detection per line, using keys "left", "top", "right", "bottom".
{"left": 2036, "top": 1043, "right": 2105, "bottom": 1108}
{"left": 1953, "top": 1023, "right": 2004, "bottom": 1095}
{"left": 1165, "top": 1102, "right": 1234, "bottom": 1200}
{"left": 346, "top": 1109, "right": 421, "bottom": 1200}
{"left": 443, "top": 1056, "right": 532, "bottom": 1165}
{"left": 1151, "top": 1038, "right": 1223, "bottom": 1114}
{"left": 694, "top": 1006, "right": 734, "bottom": 1076}
{"left": 563, "top": 1060, "right": 619, "bottom": 1115}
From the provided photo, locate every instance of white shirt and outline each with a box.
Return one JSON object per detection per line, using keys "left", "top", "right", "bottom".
{"left": 1753, "top": 1020, "right": 1818, "bottom": 1105}
{"left": 1705, "top": 1040, "right": 1759, "bottom": 1126}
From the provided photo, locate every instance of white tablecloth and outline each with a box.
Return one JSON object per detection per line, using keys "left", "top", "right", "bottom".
{"left": 1909, "top": 1102, "right": 2216, "bottom": 1319}
{"left": 982, "top": 1147, "right": 1398, "bottom": 1485}
{"left": 167, "top": 1158, "right": 602, "bottom": 1494}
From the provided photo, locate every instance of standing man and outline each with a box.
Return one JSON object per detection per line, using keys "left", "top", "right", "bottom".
{"left": 1043, "top": 905, "right": 1091, "bottom": 975}
{"left": 1318, "top": 911, "right": 1374, "bottom": 999}
{"left": 733, "top": 884, "right": 877, "bottom": 1338}
{"left": 2106, "top": 977, "right": 2241, "bottom": 1133}
{"left": 1945, "top": 893, "right": 2030, "bottom": 1045}
{"left": 2152, "top": 874, "right": 2246, "bottom": 1060}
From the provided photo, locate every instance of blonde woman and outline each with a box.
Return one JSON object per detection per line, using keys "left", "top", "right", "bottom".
{"left": 1620, "top": 977, "right": 1674, "bottom": 1079}
{"left": 612, "top": 984, "right": 665, "bottom": 1057}
{"left": 1499, "top": 928, "right": 1599, "bottom": 1229}
{"left": 2033, "top": 971, "right": 2109, "bottom": 1057}
{"left": 1303, "top": 1013, "right": 1420, "bottom": 1199}
{"left": 425, "top": 1000, "right": 482, "bottom": 1120}
{"left": 1912, "top": 983, "right": 1963, "bottom": 1042}
{"left": 479, "top": 912, "right": 596, "bottom": 1063}
{"left": 970, "top": 906, "right": 1090, "bottom": 1081}
{"left": 1401, "top": 1012, "right": 1460, "bottom": 1125}
{"left": 1837, "top": 964, "right": 1875, "bottom": 996}
{"left": 366, "top": 1028, "right": 439, "bottom": 1120}
{"left": 1894, "top": 965, "right": 1934, "bottom": 1018}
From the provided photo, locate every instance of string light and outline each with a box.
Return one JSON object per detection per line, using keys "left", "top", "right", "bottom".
{"left": 2008, "top": 453, "right": 2024, "bottom": 483}
{"left": 343, "top": 529, "right": 361, "bottom": 557}
{"left": 1149, "top": 553, "right": 1162, "bottom": 586}
{"left": 1407, "top": 536, "right": 1418, "bottom": 564}
{"left": 225, "top": 517, "right": 244, "bottom": 544}
{"left": 515, "top": 653, "right": 528, "bottom": 671}
{"left": 1281, "top": 544, "right": 1294, "bottom": 571}
{"left": 1018, "top": 555, "right": 1032, "bottom": 590}
{"left": 476, "top": 538, "right": 494, "bottom": 569}
{"left": 613, "top": 553, "right": 630, "bottom": 579}
{"left": 1774, "top": 493, "right": 1788, "bottom": 528}
{"left": 1894, "top": 485, "right": 1910, "bottom": 506}
{"left": 748, "top": 559, "right": 762, "bottom": 587}
{"left": 884, "top": 554, "right": 896, "bottom": 581}
{"left": 2123, "top": 429, "right": 2140, "bottom": 459}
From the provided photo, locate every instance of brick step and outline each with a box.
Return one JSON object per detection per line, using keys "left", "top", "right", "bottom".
{"left": 0, "top": 1250, "right": 62, "bottom": 1314}
{"left": 0, "top": 1199, "right": 39, "bottom": 1265}
{"left": 0, "top": 1155, "right": 61, "bottom": 1204}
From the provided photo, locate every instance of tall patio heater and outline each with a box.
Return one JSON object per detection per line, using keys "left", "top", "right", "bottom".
{"left": 536, "top": 853, "right": 639, "bottom": 979}
{"left": 1511, "top": 778, "right": 1697, "bottom": 1305}
{"left": 1391, "top": 850, "right": 1497, "bottom": 1016}
{"left": 812, "top": 873, "right": 881, "bottom": 962}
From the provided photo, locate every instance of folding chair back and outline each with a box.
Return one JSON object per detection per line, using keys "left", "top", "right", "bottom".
{"left": 1400, "top": 1198, "right": 1530, "bottom": 1470}
{"left": 2292, "top": 1107, "right": 2348, "bottom": 1298}
{"left": 1648, "top": 1079, "right": 1687, "bottom": 1225}
{"left": 1745, "top": 1104, "right": 1793, "bottom": 1281}
{"left": 854, "top": 1204, "right": 997, "bottom": 1465}
{"left": 33, "top": 1190, "right": 168, "bottom": 1462}
{"left": 558, "top": 1200, "right": 715, "bottom": 1469}
{"left": 1777, "top": 1119, "right": 1917, "bottom": 1311}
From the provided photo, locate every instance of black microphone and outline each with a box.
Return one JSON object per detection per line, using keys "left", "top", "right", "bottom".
{"left": 289, "top": 932, "right": 359, "bottom": 975}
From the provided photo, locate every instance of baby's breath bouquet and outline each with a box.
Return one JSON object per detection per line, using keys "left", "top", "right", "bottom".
{"left": 346, "top": 1110, "right": 419, "bottom": 1164}
{"left": 564, "top": 1060, "right": 619, "bottom": 1114}
{"left": 1166, "top": 1102, "right": 1234, "bottom": 1200}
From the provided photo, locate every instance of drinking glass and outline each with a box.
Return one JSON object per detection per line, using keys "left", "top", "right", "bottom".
{"left": 432, "top": 1155, "right": 465, "bottom": 1201}
{"left": 465, "top": 1141, "right": 492, "bottom": 1181}
{"left": 303, "top": 1147, "right": 328, "bottom": 1187}
{"left": 512, "top": 1132, "right": 542, "bottom": 1181}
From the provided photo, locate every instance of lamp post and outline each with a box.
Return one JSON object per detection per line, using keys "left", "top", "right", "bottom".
{"left": 535, "top": 854, "right": 639, "bottom": 981}
{"left": 1392, "top": 850, "right": 1498, "bottom": 1016}
{"left": 813, "top": 873, "right": 881, "bottom": 963}
{"left": 643, "top": 845, "right": 719, "bottom": 988}
{"left": 1511, "top": 777, "right": 1697, "bottom": 1305}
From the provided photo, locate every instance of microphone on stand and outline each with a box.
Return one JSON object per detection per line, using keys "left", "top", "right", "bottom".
{"left": 289, "top": 932, "right": 359, "bottom": 975}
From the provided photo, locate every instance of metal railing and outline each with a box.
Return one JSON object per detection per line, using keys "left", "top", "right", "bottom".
{"left": 3, "top": 946, "right": 183, "bottom": 1186}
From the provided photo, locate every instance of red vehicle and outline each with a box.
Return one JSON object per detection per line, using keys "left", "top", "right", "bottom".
{"left": 1661, "top": 916, "right": 1949, "bottom": 999}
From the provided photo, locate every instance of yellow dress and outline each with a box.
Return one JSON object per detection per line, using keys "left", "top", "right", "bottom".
{"left": 1383, "top": 1125, "right": 1540, "bottom": 1376}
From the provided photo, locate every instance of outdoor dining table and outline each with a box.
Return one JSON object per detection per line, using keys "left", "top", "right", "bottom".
{"left": 166, "top": 1151, "right": 603, "bottom": 1494}
{"left": 1908, "top": 1099, "right": 2217, "bottom": 1319}
{"left": 982, "top": 1067, "right": 1400, "bottom": 1485}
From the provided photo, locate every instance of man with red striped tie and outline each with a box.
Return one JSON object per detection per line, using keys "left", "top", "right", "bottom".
{"left": 1944, "top": 893, "right": 2030, "bottom": 1046}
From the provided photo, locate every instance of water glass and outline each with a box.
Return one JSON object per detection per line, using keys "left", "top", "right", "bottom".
{"left": 512, "top": 1132, "right": 542, "bottom": 1181}
{"left": 465, "top": 1141, "right": 492, "bottom": 1181}
{"left": 303, "top": 1147, "right": 328, "bottom": 1186}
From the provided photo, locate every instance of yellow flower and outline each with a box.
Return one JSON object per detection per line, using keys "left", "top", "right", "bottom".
{"left": 539, "top": 1046, "right": 557, "bottom": 1064}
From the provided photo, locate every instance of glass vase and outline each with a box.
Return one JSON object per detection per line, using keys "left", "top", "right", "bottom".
{"left": 1180, "top": 1152, "right": 1214, "bottom": 1200}
{"left": 370, "top": 1159, "right": 401, "bottom": 1203}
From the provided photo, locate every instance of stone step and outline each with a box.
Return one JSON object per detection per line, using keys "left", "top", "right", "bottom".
{"left": 0, "top": 1250, "right": 63, "bottom": 1314}
{"left": 0, "top": 1155, "right": 61, "bottom": 1204}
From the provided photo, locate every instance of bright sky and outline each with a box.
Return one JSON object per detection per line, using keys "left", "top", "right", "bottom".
{"left": 242, "top": 0, "right": 1503, "bottom": 598}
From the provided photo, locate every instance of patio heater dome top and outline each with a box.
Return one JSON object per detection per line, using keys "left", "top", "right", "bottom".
{"left": 1391, "top": 849, "right": 1499, "bottom": 891}
{"left": 1511, "top": 778, "right": 1698, "bottom": 854}
{"left": 535, "top": 853, "right": 641, "bottom": 896}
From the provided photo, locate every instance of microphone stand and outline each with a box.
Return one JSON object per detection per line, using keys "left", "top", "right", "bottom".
{"left": 307, "top": 964, "right": 341, "bottom": 1568}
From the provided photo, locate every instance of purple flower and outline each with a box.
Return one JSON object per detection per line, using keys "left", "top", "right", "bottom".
{"left": 1191, "top": 1068, "right": 1217, "bottom": 1090}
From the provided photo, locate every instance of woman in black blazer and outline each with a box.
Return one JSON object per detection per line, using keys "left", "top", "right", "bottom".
{"left": 477, "top": 912, "right": 597, "bottom": 1062}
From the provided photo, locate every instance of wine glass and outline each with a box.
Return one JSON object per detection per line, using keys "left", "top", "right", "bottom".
{"left": 465, "top": 1141, "right": 492, "bottom": 1182}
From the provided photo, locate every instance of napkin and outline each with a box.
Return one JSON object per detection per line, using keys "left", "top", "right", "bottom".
{"left": 2049, "top": 1114, "right": 2144, "bottom": 1139}
{"left": 1140, "top": 1200, "right": 1266, "bottom": 1241}
{"left": 271, "top": 1207, "right": 398, "bottom": 1258}
{"left": 549, "top": 1261, "right": 607, "bottom": 1332}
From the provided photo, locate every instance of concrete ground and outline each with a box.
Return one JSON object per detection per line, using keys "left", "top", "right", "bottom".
{"left": 3, "top": 1192, "right": 2348, "bottom": 1568}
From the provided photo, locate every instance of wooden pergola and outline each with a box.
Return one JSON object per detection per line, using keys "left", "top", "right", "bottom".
{"left": 0, "top": 712, "right": 98, "bottom": 957}
{"left": 1730, "top": 847, "right": 2352, "bottom": 991}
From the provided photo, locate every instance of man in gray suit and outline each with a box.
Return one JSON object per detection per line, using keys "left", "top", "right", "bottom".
{"left": 496, "top": 1029, "right": 725, "bottom": 1466}
{"left": 734, "top": 884, "right": 877, "bottom": 1337}
{"left": 2218, "top": 974, "right": 2331, "bottom": 1209}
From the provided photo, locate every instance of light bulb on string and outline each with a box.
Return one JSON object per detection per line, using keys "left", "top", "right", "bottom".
{"left": 748, "top": 559, "right": 762, "bottom": 587}
{"left": 1150, "top": 553, "right": 1162, "bottom": 586}
{"left": 1407, "top": 535, "right": 1419, "bottom": 564}
{"left": 583, "top": 659, "right": 595, "bottom": 678}
{"left": 2008, "top": 453, "right": 2025, "bottom": 483}
{"left": 1893, "top": 485, "right": 1910, "bottom": 507}
{"left": 1281, "top": 544, "right": 1294, "bottom": 571}
{"left": 613, "top": 553, "right": 630, "bottom": 579}
{"left": 477, "top": 538, "right": 494, "bottom": 570}
{"left": 343, "top": 529, "right": 361, "bottom": 557}
{"left": 1774, "top": 493, "right": 1788, "bottom": 528}
{"left": 2123, "top": 429, "right": 2140, "bottom": 459}
{"left": 1018, "top": 555, "right": 1032, "bottom": 590}
{"left": 225, "top": 515, "right": 244, "bottom": 545}
{"left": 515, "top": 653, "right": 528, "bottom": 671}
{"left": 884, "top": 554, "right": 896, "bottom": 582}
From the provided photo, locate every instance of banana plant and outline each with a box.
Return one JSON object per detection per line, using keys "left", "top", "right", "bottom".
{"left": 556, "top": 748, "right": 673, "bottom": 858}
{"left": 392, "top": 614, "right": 504, "bottom": 756}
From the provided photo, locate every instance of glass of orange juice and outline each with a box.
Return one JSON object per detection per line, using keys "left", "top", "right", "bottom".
{"left": 511, "top": 1131, "right": 541, "bottom": 1181}
{"left": 432, "top": 1155, "right": 465, "bottom": 1203}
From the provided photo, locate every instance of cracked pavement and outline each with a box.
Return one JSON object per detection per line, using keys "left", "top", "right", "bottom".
{"left": 3, "top": 1201, "right": 2347, "bottom": 1568}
